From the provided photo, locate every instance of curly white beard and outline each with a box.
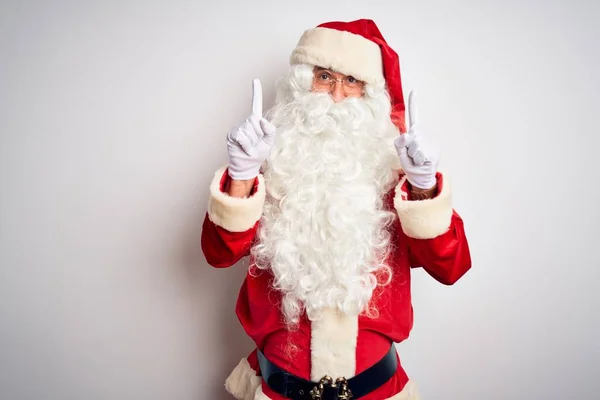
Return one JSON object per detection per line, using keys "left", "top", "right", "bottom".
{"left": 250, "top": 64, "right": 401, "bottom": 326}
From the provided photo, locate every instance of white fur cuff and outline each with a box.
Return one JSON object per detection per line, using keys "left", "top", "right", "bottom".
{"left": 207, "top": 166, "right": 266, "bottom": 232}
{"left": 224, "top": 357, "right": 262, "bottom": 400}
{"left": 394, "top": 175, "right": 453, "bottom": 239}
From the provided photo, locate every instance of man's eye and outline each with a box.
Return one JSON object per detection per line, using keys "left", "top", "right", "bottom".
{"left": 320, "top": 74, "right": 330, "bottom": 80}
{"left": 347, "top": 76, "right": 357, "bottom": 83}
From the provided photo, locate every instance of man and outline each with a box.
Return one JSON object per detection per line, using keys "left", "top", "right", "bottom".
{"left": 201, "top": 19, "right": 471, "bottom": 400}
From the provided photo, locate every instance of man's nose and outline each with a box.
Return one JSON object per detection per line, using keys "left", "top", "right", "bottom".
{"left": 330, "top": 81, "right": 346, "bottom": 103}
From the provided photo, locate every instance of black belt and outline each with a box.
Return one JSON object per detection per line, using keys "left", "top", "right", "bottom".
{"left": 257, "top": 344, "right": 398, "bottom": 400}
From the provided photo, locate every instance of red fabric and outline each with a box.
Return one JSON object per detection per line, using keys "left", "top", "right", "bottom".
{"left": 317, "top": 19, "right": 406, "bottom": 132}
{"left": 201, "top": 170, "right": 471, "bottom": 399}
{"left": 404, "top": 173, "right": 472, "bottom": 285}
{"left": 200, "top": 171, "right": 260, "bottom": 268}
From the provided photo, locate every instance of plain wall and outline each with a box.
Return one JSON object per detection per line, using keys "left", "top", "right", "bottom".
{"left": 1, "top": 0, "right": 599, "bottom": 399}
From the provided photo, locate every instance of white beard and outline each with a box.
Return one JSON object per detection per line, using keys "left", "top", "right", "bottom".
{"left": 250, "top": 64, "right": 401, "bottom": 326}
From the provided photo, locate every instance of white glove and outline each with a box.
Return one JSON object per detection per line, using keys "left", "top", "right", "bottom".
{"left": 227, "top": 79, "right": 276, "bottom": 180}
{"left": 394, "top": 91, "right": 441, "bottom": 190}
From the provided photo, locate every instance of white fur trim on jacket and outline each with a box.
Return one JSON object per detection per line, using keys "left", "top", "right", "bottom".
{"left": 394, "top": 174, "right": 453, "bottom": 239}
{"left": 224, "top": 357, "right": 262, "bottom": 400}
{"left": 207, "top": 166, "right": 266, "bottom": 233}
{"left": 310, "top": 308, "right": 359, "bottom": 381}
{"left": 253, "top": 385, "right": 270, "bottom": 400}
{"left": 290, "top": 27, "right": 384, "bottom": 84}
{"left": 253, "top": 380, "right": 421, "bottom": 399}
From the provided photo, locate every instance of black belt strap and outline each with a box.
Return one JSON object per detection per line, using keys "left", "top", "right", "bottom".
{"left": 257, "top": 344, "right": 398, "bottom": 399}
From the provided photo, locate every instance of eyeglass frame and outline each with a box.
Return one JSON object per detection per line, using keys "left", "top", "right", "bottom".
{"left": 311, "top": 66, "right": 365, "bottom": 95}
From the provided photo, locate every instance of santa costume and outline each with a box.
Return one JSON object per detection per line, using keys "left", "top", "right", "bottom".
{"left": 201, "top": 19, "right": 472, "bottom": 400}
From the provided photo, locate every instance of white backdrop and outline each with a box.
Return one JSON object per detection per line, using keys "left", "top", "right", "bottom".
{"left": 1, "top": 0, "right": 599, "bottom": 399}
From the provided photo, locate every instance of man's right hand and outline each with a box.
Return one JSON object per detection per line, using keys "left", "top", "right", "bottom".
{"left": 227, "top": 78, "right": 276, "bottom": 181}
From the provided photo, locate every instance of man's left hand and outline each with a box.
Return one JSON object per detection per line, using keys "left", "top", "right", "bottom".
{"left": 394, "top": 91, "right": 441, "bottom": 190}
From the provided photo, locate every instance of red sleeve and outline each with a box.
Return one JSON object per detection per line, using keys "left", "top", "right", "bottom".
{"left": 200, "top": 168, "right": 263, "bottom": 268}
{"left": 201, "top": 215, "right": 258, "bottom": 268}
{"left": 404, "top": 210, "right": 471, "bottom": 285}
{"left": 392, "top": 172, "right": 472, "bottom": 285}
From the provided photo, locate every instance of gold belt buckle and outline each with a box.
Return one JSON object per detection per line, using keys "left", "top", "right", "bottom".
{"left": 310, "top": 375, "right": 353, "bottom": 400}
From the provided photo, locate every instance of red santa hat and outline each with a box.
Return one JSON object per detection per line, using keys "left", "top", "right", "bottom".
{"left": 290, "top": 19, "right": 406, "bottom": 132}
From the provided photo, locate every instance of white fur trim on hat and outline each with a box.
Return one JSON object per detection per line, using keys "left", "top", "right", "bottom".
{"left": 394, "top": 174, "right": 453, "bottom": 239}
{"left": 207, "top": 166, "right": 266, "bottom": 232}
{"left": 310, "top": 308, "right": 359, "bottom": 381}
{"left": 290, "top": 27, "right": 384, "bottom": 84}
{"left": 224, "top": 357, "right": 262, "bottom": 400}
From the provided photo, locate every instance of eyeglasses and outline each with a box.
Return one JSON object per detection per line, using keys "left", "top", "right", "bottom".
{"left": 312, "top": 68, "right": 365, "bottom": 95}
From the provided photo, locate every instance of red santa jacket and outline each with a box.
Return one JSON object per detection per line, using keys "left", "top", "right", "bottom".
{"left": 201, "top": 166, "right": 471, "bottom": 400}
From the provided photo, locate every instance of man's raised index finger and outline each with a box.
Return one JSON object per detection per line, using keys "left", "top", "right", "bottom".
{"left": 408, "top": 90, "right": 418, "bottom": 129}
